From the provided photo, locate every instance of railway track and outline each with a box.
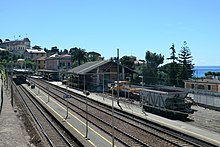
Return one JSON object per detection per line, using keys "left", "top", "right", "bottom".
{"left": 13, "top": 81, "right": 75, "bottom": 147}
{"left": 30, "top": 78, "right": 215, "bottom": 147}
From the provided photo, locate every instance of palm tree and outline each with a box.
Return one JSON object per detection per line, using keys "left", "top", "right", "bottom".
{"left": 71, "top": 47, "right": 87, "bottom": 66}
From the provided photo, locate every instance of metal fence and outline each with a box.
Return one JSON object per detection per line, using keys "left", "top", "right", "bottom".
{"left": 188, "top": 91, "right": 220, "bottom": 108}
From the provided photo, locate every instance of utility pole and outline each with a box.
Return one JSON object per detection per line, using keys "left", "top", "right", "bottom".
{"left": 78, "top": 75, "right": 79, "bottom": 89}
{"left": 139, "top": 75, "right": 144, "bottom": 111}
{"left": 6, "top": 70, "right": 8, "bottom": 90}
{"left": 65, "top": 81, "right": 69, "bottom": 120}
{"left": 84, "top": 74, "right": 85, "bottom": 92}
{"left": 117, "top": 48, "right": 120, "bottom": 106}
{"left": 11, "top": 63, "right": 13, "bottom": 107}
{"left": 111, "top": 86, "right": 115, "bottom": 147}
{"left": 47, "top": 73, "right": 50, "bottom": 103}
{"left": 85, "top": 91, "right": 90, "bottom": 139}
{"left": 103, "top": 73, "right": 104, "bottom": 94}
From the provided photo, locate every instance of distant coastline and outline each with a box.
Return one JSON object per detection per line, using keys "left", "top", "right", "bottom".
{"left": 194, "top": 66, "right": 220, "bottom": 78}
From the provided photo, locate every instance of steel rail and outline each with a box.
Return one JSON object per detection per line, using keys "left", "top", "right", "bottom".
{"left": 32, "top": 78, "right": 150, "bottom": 146}
{"left": 32, "top": 78, "right": 217, "bottom": 147}
{"left": 13, "top": 82, "right": 74, "bottom": 147}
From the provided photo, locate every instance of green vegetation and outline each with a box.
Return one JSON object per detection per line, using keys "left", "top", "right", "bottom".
{"left": 0, "top": 50, "right": 36, "bottom": 70}
{"left": 71, "top": 47, "right": 88, "bottom": 66}
{"left": 205, "top": 71, "right": 220, "bottom": 78}
{"left": 120, "top": 56, "right": 136, "bottom": 69}
{"left": 143, "top": 51, "right": 164, "bottom": 85}
{"left": 70, "top": 47, "right": 104, "bottom": 67}
{"left": 119, "top": 41, "right": 194, "bottom": 87}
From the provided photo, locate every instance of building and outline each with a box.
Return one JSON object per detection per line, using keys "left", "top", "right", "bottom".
{"left": 67, "top": 60, "right": 137, "bottom": 91}
{"left": 185, "top": 78, "right": 220, "bottom": 92}
{"left": 24, "top": 48, "right": 46, "bottom": 60}
{"left": 37, "top": 54, "right": 73, "bottom": 80}
{"left": 36, "top": 57, "right": 46, "bottom": 70}
{"left": 0, "top": 38, "right": 31, "bottom": 55}
{"left": 45, "top": 54, "right": 72, "bottom": 70}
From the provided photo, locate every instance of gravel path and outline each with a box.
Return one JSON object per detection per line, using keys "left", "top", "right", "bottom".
{"left": 187, "top": 105, "right": 220, "bottom": 134}
{"left": 0, "top": 85, "right": 31, "bottom": 146}
{"left": 99, "top": 92, "right": 220, "bottom": 135}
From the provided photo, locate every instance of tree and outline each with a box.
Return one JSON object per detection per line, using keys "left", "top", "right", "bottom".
{"left": 63, "top": 49, "right": 69, "bottom": 54}
{"left": 165, "top": 43, "right": 179, "bottom": 86}
{"left": 51, "top": 46, "right": 59, "bottom": 54}
{"left": 69, "top": 47, "right": 78, "bottom": 54}
{"left": 145, "top": 51, "right": 164, "bottom": 67}
{"left": 71, "top": 47, "right": 87, "bottom": 66}
{"left": 167, "top": 43, "right": 178, "bottom": 63}
{"left": 87, "top": 51, "right": 103, "bottom": 61}
{"left": 25, "top": 59, "right": 36, "bottom": 70}
{"left": 205, "top": 71, "right": 220, "bottom": 78}
{"left": 120, "top": 56, "right": 136, "bottom": 69}
{"left": 144, "top": 51, "right": 164, "bottom": 85}
{"left": 177, "top": 41, "right": 194, "bottom": 86}
{"left": 32, "top": 45, "right": 41, "bottom": 50}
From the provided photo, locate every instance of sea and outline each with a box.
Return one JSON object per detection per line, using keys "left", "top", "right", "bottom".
{"left": 194, "top": 66, "right": 220, "bottom": 78}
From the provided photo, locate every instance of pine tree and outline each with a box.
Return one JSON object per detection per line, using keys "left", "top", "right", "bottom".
{"left": 167, "top": 43, "right": 178, "bottom": 63}
{"left": 166, "top": 43, "right": 179, "bottom": 86}
{"left": 177, "top": 41, "right": 194, "bottom": 86}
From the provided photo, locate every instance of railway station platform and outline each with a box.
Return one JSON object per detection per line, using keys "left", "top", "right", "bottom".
{"left": 0, "top": 80, "right": 31, "bottom": 146}
{"left": 48, "top": 81, "right": 220, "bottom": 147}
{"left": 23, "top": 81, "right": 123, "bottom": 147}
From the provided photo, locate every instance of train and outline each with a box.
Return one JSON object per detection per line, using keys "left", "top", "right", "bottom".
{"left": 109, "top": 81, "right": 194, "bottom": 119}
{"left": 141, "top": 86, "right": 194, "bottom": 120}
{"left": 12, "top": 69, "right": 32, "bottom": 85}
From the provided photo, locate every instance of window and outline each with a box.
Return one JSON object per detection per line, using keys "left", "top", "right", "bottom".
{"left": 191, "top": 84, "right": 194, "bottom": 89}
{"left": 198, "top": 85, "right": 205, "bottom": 89}
{"left": 208, "top": 85, "right": 211, "bottom": 91}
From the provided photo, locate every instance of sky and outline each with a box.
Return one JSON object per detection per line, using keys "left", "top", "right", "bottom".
{"left": 0, "top": 0, "right": 220, "bottom": 66}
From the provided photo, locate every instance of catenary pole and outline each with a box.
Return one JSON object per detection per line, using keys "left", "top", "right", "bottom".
{"left": 117, "top": 48, "right": 120, "bottom": 106}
